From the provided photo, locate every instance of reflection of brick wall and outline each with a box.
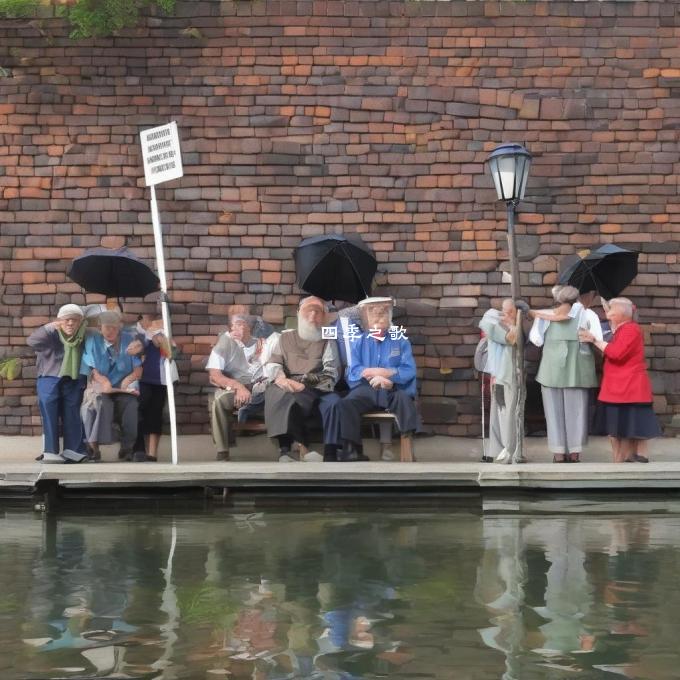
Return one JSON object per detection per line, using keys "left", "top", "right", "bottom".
{"left": 1, "top": 1, "right": 679, "bottom": 438}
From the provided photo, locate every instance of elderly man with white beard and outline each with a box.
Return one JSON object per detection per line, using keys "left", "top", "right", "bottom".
{"left": 263, "top": 296, "right": 342, "bottom": 462}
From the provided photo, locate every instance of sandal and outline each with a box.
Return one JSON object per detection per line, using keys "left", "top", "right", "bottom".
{"left": 567, "top": 453, "right": 581, "bottom": 463}
{"left": 553, "top": 454, "right": 567, "bottom": 463}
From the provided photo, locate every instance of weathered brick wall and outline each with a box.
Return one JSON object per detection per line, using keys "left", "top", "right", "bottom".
{"left": 1, "top": 0, "right": 679, "bottom": 438}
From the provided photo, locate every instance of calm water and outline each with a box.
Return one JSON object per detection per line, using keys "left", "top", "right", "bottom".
{"left": 2, "top": 498, "right": 680, "bottom": 679}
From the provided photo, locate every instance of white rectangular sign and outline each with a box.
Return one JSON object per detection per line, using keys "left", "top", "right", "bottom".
{"left": 140, "top": 121, "right": 183, "bottom": 186}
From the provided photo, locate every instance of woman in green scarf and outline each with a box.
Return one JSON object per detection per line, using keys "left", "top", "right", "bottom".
{"left": 27, "top": 304, "right": 89, "bottom": 460}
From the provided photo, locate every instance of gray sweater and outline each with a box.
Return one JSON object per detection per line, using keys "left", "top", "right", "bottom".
{"left": 27, "top": 325, "right": 92, "bottom": 378}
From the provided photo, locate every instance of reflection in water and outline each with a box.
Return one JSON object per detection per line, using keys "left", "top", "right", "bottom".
{"left": 1, "top": 503, "right": 680, "bottom": 679}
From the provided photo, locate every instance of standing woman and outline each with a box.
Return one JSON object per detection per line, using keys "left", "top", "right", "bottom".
{"left": 27, "top": 304, "right": 89, "bottom": 461}
{"left": 529, "top": 285, "right": 599, "bottom": 463}
{"left": 579, "top": 297, "right": 661, "bottom": 463}
{"left": 132, "top": 315, "right": 175, "bottom": 462}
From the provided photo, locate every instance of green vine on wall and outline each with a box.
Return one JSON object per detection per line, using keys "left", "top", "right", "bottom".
{"left": 0, "top": 0, "right": 176, "bottom": 38}
{"left": 0, "top": 358, "right": 21, "bottom": 381}
{"left": 0, "top": 0, "right": 39, "bottom": 19}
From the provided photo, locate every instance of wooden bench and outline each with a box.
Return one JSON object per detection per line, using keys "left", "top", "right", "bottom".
{"left": 361, "top": 411, "right": 414, "bottom": 462}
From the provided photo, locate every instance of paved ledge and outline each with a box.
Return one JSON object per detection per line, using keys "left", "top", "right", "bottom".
{"left": 1, "top": 462, "right": 680, "bottom": 493}
{"left": 1, "top": 434, "right": 678, "bottom": 494}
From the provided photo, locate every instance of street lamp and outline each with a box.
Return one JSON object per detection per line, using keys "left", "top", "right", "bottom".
{"left": 486, "top": 143, "right": 532, "bottom": 464}
{"left": 486, "top": 143, "right": 532, "bottom": 303}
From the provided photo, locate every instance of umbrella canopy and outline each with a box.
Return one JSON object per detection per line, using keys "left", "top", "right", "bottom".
{"left": 294, "top": 234, "right": 378, "bottom": 304}
{"left": 67, "top": 246, "right": 160, "bottom": 298}
{"left": 558, "top": 244, "right": 638, "bottom": 300}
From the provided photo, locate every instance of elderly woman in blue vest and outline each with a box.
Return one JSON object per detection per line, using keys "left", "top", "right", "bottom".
{"left": 336, "top": 297, "right": 418, "bottom": 461}
{"left": 529, "top": 285, "right": 600, "bottom": 463}
{"left": 79, "top": 310, "right": 143, "bottom": 462}
{"left": 27, "top": 304, "right": 89, "bottom": 462}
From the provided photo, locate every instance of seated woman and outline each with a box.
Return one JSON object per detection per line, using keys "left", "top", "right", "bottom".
{"left": 529, "top": 286, "right": 600, "bottom": 463}
{"left": 27, "top": 304, "right": 90, "bottom": 463}
{"left": 579, "top": 297, "right": 661, "bottom": 463}
{"left": 79, "top": 310, "right": 143, "bottom": 462}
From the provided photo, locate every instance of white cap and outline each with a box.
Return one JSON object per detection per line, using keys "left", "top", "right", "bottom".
{"left": 57, "top": 304, "right": 84, "bottom": 319}
{"left": 357, "top": 296, "right": 393, "bottom": 307}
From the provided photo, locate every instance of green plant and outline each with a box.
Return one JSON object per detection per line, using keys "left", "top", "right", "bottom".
{"left": 0, "top": 0, "right": 39, "bottom": 19}
{"left": 60, "top": 0, "right": 176, "bottom": 38}
{"left": 0, "top": 357, "right": 21, "bottom": 380}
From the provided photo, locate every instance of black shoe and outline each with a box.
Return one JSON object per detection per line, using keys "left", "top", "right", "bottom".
{"left": 86, "top": 443, "right": 101, "bottom": 462}
{"left": 340, "top": 443, "right": 370, "bottom": 462}
{"left": 323, "top": 445, "right": 338, "bottom": 462}
{"left": 118, "top": 449, "right": 133, "bottom": 462}
{"left": 216, "top": 450, "right": 230, "bottom": 461}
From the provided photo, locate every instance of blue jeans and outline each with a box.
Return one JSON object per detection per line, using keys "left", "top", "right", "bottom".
{"left": 36, "top": 375, "right": 86, "bottom": 454}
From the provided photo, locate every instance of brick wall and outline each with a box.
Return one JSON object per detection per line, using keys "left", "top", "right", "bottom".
{"left": 1, "top": 0, "right": 679, "bottom": 438}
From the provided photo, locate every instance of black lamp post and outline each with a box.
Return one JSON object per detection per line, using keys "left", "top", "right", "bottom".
{"left": 486, "top": 143, "right": 532, "bottom": 463}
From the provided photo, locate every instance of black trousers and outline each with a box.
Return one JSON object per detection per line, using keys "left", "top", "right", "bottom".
{"left": 338, "top": 384, "right": 418, "bottom": 446}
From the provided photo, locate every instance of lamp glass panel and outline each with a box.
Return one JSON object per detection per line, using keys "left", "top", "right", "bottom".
{"left": 488, "top": 157, "right": 503, "bottom": 199}
{"left": 518, "top": 157, "right": 531, "bottom": 199}
{"left": 498, "top": 156, "right": 518, "bottom": 201}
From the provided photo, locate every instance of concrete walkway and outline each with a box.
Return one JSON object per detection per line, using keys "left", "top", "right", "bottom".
{"left": 0, "top": 433, "right": 678, "bottom": 493}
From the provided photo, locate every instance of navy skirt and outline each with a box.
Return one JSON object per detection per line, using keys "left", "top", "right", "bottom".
{"left": 592, "top": 401, "right": 662, "bottom": 439}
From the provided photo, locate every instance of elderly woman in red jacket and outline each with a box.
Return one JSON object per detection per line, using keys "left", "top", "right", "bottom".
{"left": 579, "top": 297, "right": 661, "bottom": 463}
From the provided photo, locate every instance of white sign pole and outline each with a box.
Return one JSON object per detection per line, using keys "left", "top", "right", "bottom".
{"left": 150, "top": 184, "right": 179, "bottom": 466}
{"left": 140, "top": 121, "right": 184, "bottom": 465}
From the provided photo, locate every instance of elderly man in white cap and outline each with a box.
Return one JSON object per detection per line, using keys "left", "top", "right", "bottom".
{"left": 27, "top": 304, "right": 90, "bottom": 462}
{"left": 336, "top": 297, "right": 419, "bottom": 461}
{"left": 79, "top": 310, "right": 143, "bottom": 462}
{"left": 263, "top": 296, "right": 341, "bottom": 462}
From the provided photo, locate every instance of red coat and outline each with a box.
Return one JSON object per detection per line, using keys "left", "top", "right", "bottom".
{"left": 598, "top": 321, "right": 653, "bottom": 404}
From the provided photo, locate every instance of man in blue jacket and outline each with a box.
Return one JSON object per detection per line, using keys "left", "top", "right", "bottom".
{"left": 336, "top": 297, "right": 418, "bottom": 461}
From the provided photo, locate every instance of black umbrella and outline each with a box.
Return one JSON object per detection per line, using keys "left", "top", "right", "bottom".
{"left": 67, "top": 246, "right": 160, "bottom": 298}
{"left": 558, "top": 244, "right": 638, "bottom": 300}
{"left": 294, "top": 234, "right": 378, "bottom": 304}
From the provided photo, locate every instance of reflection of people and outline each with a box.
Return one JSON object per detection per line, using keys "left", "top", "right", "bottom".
{"left": 79, "top": 311, "right": 143, "bottom": 462}
{"left": 337, "top": 297, "right": 418, "bottom": 462}
{"left": 264, "top": 297, "right": 341, "bottom": 462}
{"left": 579, "top": 297, "right": 661, "bottom": 463}
{"left": 27, "top": 304, "right": 89, "bottom": 460}
{"left": 529, "top": 286, "right": 599, "bottom": 463}
{"left": 533, "top": 519, "right": 593, "bottom": 655}
{"left": 474, "top": 516, "right": 527, "bottom": 680}
{"left": 479, "top": 300, "right": 519, "bottom": 464}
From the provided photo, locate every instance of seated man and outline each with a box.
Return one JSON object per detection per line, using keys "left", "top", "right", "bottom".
{"left": 333, "top": 302, "right": 395, "bottom": 460}
{"left": 206, "top": 315, "right": 262, "bottom": 461}
{"left": 337, "top": 297, "right": 418, "bottom": 461}
{"left": 79, "top": 311, "right": 143, "bottom": 461}
{"left": 228, "top": 314, "right": 269, "bottom": 424}
{"left": 264, "top": 296, "right": 341, "bottom": 462}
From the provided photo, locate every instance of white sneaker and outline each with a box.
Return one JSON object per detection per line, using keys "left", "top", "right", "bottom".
{"left": 380, "top": 446, "right": 395, "bottom": 462}
{"left": 495, "top": 449, "right": 511, "bottom": 464}
{"left": 278, "top": 453, "right": 298, "bottom": 463}
{"left": 302, "top": 451, "right": 323, "bottom": 462}
{"left": 61, "top": 449, "right": 88, "bottom": 463}
{"left": 41, "top": 452, "right": 65, "bottom": 464}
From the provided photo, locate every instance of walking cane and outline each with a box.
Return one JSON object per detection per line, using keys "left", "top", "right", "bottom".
{"left": 481, "top": 373, "right": 493, "bottom": 463}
